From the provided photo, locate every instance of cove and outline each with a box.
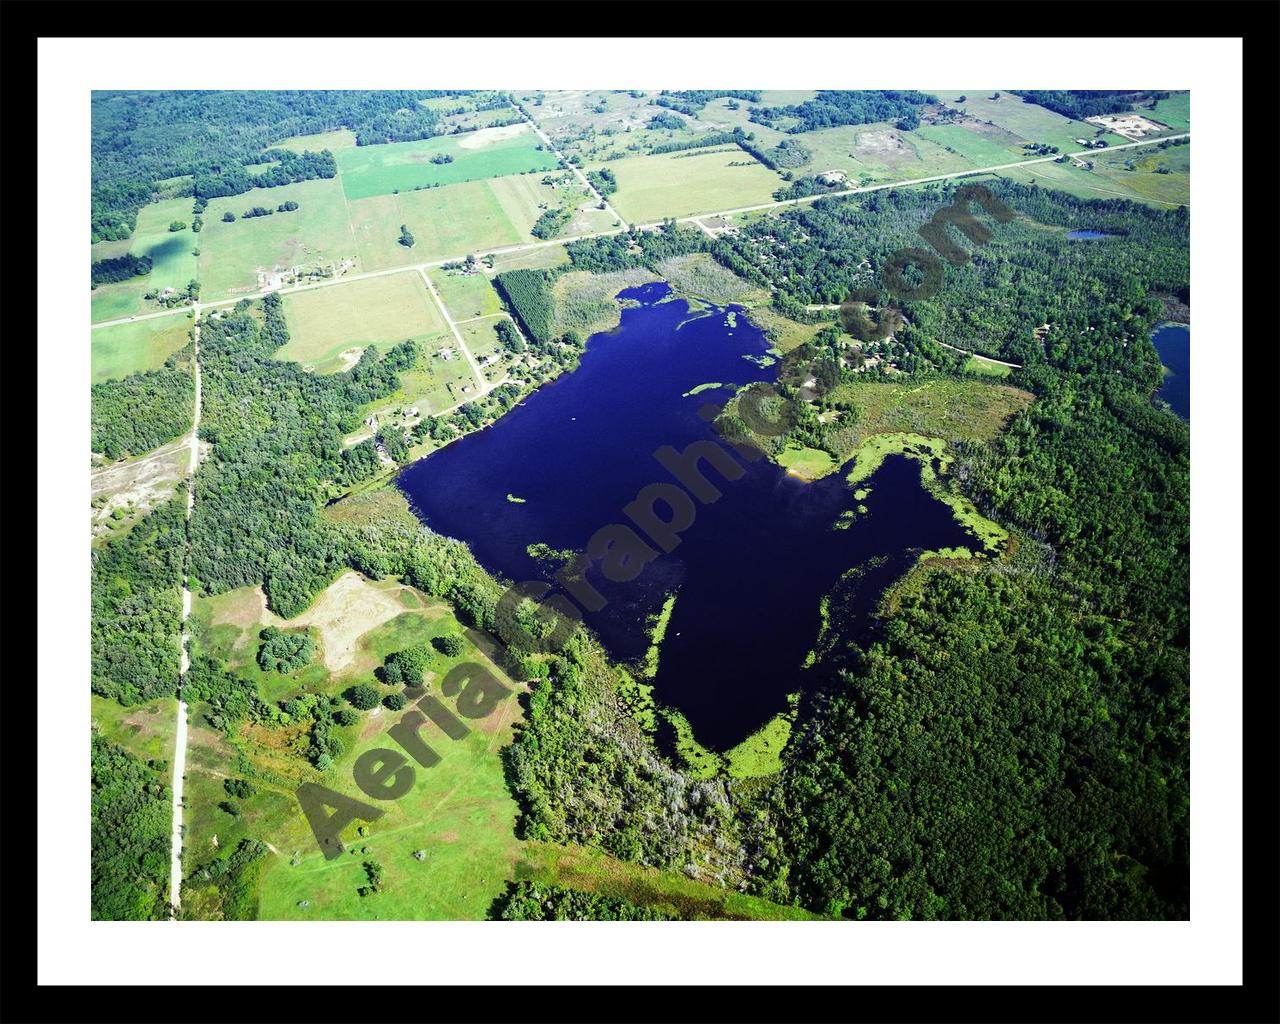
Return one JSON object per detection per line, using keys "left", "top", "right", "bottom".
{"left": 398, "top": 283, "right": 976, "bottom": 749}
{"left": 1152, "top": 322, "right": 1190, "bottom": 420}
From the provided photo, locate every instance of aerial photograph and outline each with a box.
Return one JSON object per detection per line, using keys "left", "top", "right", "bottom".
{"left": 86, "top": 86, "right": 1192, "bottom": 925}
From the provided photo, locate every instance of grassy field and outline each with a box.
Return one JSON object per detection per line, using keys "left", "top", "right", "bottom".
{"left": 92, "top": 694, "right": 178, "bottom": 765}
{"left": 130, "top": 197, "right": 199, "bottom": 294}
{"left": 1134, "top": 92, "right": 1190, "bottom": 131}
{"left": 271, "top": 128, "right": 358, "bottom": 153}
{"left": 277, "top": 272, "right": 449, "bottom": 373}
{"left": 198, "top": 177, "right": 360, "bottom": 298}
{"left": 965, "top": 354, "right": 1014, "bottom": 378}
{"left": 459, "top": 317, "right": 509, "bottom": 383}
{"left": 993, "top": 142, "right": 1191, "bottom": 208}
{"left": 335, "top": 125, "right": 559, "bottom": 200}
{"left": 349, "top": 174, "right": 558, "bottom": 271}
{"left": 357, "top": 337, "right": 479, "bottom": 422}
{"left": 915, "top": 122, "right": 1027, "bottom": 167}
{"left": 429, "top": 267, "right": 503, "bottom": 320}
{"left": 91, "top": 281, "right": 152, "bottom": 323}
{"left": 933, "top": 91, "right": 1128, "bottom": 152}
{"left": 594, "top": 149, "right": 785, "bottom": 222}
{"left": 825, "top": 378, "right": 1034, "bottom": 468}
{"left": 489, "top": 243, "right": 571, "bottom": 273}
{"left": 92, "top": 315, "right": 192, "bottom": 383}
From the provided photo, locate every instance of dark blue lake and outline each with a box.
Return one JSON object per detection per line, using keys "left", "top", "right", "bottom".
{"left": 399, "top": 283, "right": 975, "bottom": 748}
{"left": 1152, "top": 323, "right": 1190, "bottom": 419}
{"left": 1066, "top": 229, "right": 1117, "bottom": 240}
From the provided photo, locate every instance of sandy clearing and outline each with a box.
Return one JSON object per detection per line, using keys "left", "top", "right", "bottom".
{"left": 456, "top": 122, "right": 532, "bottom": 150}
{"left": 285, "top": 570, "right": 408, "bottom": 674}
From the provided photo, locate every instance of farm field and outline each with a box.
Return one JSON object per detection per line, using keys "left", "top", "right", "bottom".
{"left": 592, "top": 148, "right": 785, "bottom": 222}
{"left": 489, "top": 242, "right": 571, "bottom": 273}
{"left": 915, "top": 121, "right": 1028, "bottom": 166}
{"left": 129, "top": 197, "right": 198, "bottom": 294}
{"left": 197, "top": 177, "right": 360, "bottom": 298}
{"left": 335, "top": 124, "right": 559, "bottom": 200}
{"left": 277, "top": 272, "right": 449, "bottom": 373}
{"left": 933, "top": 91, "right": 1129, "bottom": 152}
{"left": 92, "top": 315, "right": 192, "bottom": 383}
{"left": 429, "top": 267, "right": 503, "bottom": 320}
{"left": 349, "top": 175, "right": 548, "bottom": 271}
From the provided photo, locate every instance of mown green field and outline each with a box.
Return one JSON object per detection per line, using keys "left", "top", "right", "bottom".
{"left": 197, "top": 177, "right": 360, "bottom": 298}
{"left": 92, "top": 315, "right": 192, "bottom": 383}
{"left": 130, "top": 197, "right": 199, "bottom": 294}
{"left": 335, "top": 125, "right": 559, "bottom": 201}
{"left": 278, "top": 272, "right": 449, "bottom": 373}
{"left": 594, "top": 148, "right": 785, "bottom": 222}
{"left": 349, "top": 177, "right": 534, "bottom": 271}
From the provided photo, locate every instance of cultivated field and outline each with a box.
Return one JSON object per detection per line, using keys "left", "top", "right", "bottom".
{"left": 92, "top": 315, "right": 192, "bottom": 383}
{"left": 277, "top": 271, "right": 449, "bottom": 373}
{"left": 335, "top": 124, "right": 559, "bottom": 200}
{"left": 197, "top": 177, "right": 360, "bottom": 298}
{"left": 593, "top": 148, "right": 785, "bottom": 222}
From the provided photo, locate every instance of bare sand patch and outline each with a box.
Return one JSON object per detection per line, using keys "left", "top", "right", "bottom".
{"left": 285, "top": 571, "right": 408, "bottom": 674}
{"left": 209, "top": 586, "right": 270, "bottom": 630}
{"left": 456, "top": 122, "right": 532, "bottom": 150}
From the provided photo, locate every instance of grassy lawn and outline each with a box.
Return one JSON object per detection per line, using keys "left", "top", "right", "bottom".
{"left": 428, "top": 267, "right": 503, "bottom": 320}
{"left": 197, "top": 177, "right": 360, "bottom": 298}
{"left": 277, "top": 272, "right": 448, "bottom": 373}
{"left": 965, "top": 354, "right": 1014, "bottom": 378}
{"left": 335, "top": 125, "right": 559, "bottom": 201}
{"left": 594, "top": 148, "right": 785, "bottom": 222}
{"left": 92, "top": 315, "right": 192, "bottom": 383}
{"left": 459, "top": 317, "right": 510, "bottom": 384}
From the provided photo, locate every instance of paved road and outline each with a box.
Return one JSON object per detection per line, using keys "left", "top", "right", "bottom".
{"left": 90, "top": 132, "right": 1189, "bottom": 334}
{"left": 169, "top": 302, "right": 202, "bottom": 918}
